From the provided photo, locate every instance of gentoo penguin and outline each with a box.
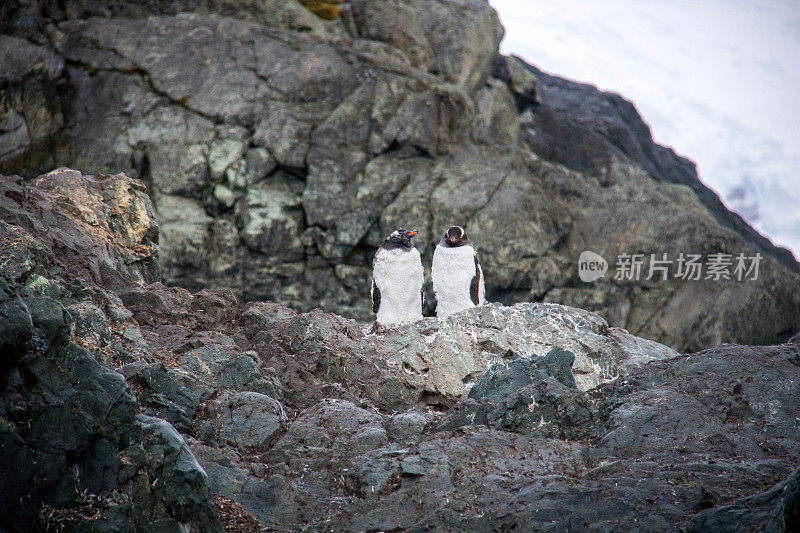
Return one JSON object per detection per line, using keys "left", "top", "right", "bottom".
{"left": 371, "top": 228, "right": 424, "bottom": 327}
{"left": 431, "top": 225, "right": 485, "bottom": 318}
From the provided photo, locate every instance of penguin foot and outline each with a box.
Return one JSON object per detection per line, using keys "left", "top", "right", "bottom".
{"left": 367, "top": 321, "right": 389, "bottom": 335}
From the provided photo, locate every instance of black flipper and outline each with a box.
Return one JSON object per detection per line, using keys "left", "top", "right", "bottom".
{"left": 470, "top": 255, "right": 481, "bottom": 306}
{"left": 372, "top": 280, "right": 381, "bottom": 314}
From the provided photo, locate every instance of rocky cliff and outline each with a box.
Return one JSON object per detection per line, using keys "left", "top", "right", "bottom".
{"left": 2, "top": 0, "right": 798, "bottom": 354}
{"left": 2, "top": 167, "right": 799, "bottom": 530}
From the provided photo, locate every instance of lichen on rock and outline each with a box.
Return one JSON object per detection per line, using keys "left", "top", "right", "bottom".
{"left": 299, "top": 0, "right": 341, "bottom": 20}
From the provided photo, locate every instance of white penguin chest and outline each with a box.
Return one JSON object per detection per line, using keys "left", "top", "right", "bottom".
{"left": 432, "top": 244, "right": 481, "bottom": 317}
{"left": 373, "top": 247, "right": 424, "bottom": 325}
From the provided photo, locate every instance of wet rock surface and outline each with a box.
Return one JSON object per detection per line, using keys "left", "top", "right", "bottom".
{"left": 2, "top": 0, "right": 799, "bottom": 353}
{"left": 1, "top": 170, "right": 799, "bottom": 531}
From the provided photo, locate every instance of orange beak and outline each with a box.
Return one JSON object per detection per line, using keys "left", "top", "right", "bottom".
{"left": 406, "top": 230, "right": 418, "bottom": 237}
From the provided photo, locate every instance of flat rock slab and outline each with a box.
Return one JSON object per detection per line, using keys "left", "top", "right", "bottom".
{"left": 244, "top": 300, "right": 678, "bottom": 412}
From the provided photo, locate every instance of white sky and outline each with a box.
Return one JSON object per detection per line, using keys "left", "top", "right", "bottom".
{"left": 490, "top": 0, "right": 800, "bottom": 259}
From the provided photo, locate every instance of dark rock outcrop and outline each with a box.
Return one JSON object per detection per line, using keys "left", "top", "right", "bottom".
{"left": 1, "top": 0, "right": 798, "bottom": 353}
{"left": 767, "top": 467, "right": 800, "bottom": 532}
{"left": 438, "top": 347, "right": 595, "bottom": 439}
{"left": 186, "top": 342, "right": 800, "bottom": 532}
{"left": 2, "top": 169, "right": 798, "bottom": 531}
{"left": 0, "top": 169, "right": 159, "bottom": 289}
{"left": 0, "top": 175, "right": 221, "bottom": 530}
{"left": 688, "top": 466, "right": 800, "bottom": 533}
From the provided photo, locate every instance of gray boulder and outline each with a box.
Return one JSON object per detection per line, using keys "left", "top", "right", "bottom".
{"left": 121, "top": 362, "right": 200, "bottom": 433}
{"left": 349, "top": 0, "right": 503, "bottom": 92}
{"left": 593, "top": 344, "right": 800, "bottom": 461}
{"left": 138, "top": 415, "right": 222, "bottom": 531}
{"left": 687, "top": 471, "right": 794, "bottom": 533}
{"left": 466, "top": 346, "right": 577, "bottom": 400}
{"left": 438, "top": 348, "right": 595, "bottom": 439}
{"left": 766, "top": 467, "right": 800, "bottom": 533}
{"left": 0, "top": 170, "right": 159, "bottom": 289}
{"left": 208, "top": 391, "right": 287, "bottom": 453}
{"left": 242, "top": 301, "right": 678, "bottom": 412}
{"left": 180, "top": 344, "right": 282, "bottom": 399}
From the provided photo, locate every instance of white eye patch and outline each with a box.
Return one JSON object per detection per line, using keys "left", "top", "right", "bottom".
{"left": 448, "top": 226, "right": 464, "bottom": 239}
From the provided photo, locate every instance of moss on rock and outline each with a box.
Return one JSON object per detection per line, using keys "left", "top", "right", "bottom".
{"left": 299, "top": 0, "right": 341, "bottom": 20}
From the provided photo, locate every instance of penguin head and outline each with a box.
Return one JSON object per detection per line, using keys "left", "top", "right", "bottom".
{"left": 384, "top": 228, "right": 418, "bottom": 249}
{"left": 443, "top": 225, "right": 468, "bottom": 247}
